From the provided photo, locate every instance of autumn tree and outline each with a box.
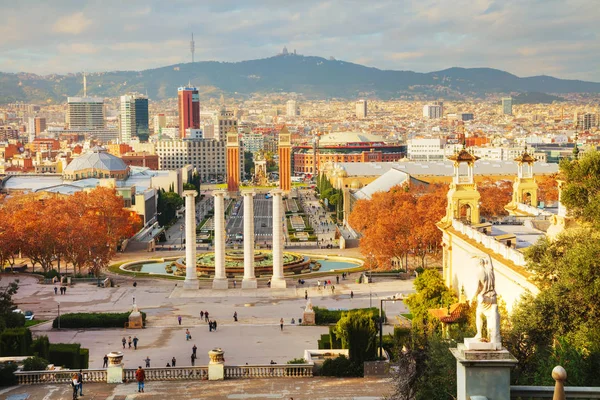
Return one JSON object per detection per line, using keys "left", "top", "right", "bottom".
{"left": 536, "top": 174, "right": 558, "bottom": 205}
{"left": 478, "top": 177, "right": 512, "bottom": 220}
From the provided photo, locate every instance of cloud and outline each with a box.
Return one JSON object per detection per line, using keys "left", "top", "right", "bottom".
{"left": 0, "top": 0, "right": 598, "bottom": 81}
{"left": 52, "top": 12, "right": 92, "bottom": 35}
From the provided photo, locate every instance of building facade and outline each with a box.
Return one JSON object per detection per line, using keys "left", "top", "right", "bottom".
{"left": 178, "top": 87, "right": 200, "bottom": 139}
{"left": 67, "top": 97, "right": 105, "bottom": 129}
{"left": 502, "top": 97, "right": 513, "bottom": 115}
{"left": 155, "top": 139, "right": 229, "bottom": 182}
{"left": 214, "top": 108, "right": 237, "bottom": 141}
{"left": 286, "top": 100, "right": 298, "bottom": 117}
{"left": 120, "top": 94, "right": 149, "bottom": 143}
{"left": 423, "top": 104, "right": 443, "bottom": 119}
{"left": 355, "top": 100, "right": 367, "bottom": 119}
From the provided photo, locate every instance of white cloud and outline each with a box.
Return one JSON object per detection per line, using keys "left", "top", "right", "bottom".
{"left": 52, "top": 12, "right": 92, "bottom": 35}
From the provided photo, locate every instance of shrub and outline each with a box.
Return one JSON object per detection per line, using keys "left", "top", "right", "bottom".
{"left": 319, "top": 355, "right": 363, "bottom": 377}
{"left": 335, "top": 310, "right": 378, "bottom": 364}
{"left": 329, "top": 326, "right": 342, "bottom": 349}
{"left": 0, "top": 327, "right": 33, "bottom": 357}
{"left": 79, "top": 348, "right": 89, "bottom": 369}
{"left": 313, "top": 307, "right": 382, "bottom": 325}
{"left": 48, "top": 343, "right": 83, "bottom": 369}
{"left": 286, "top": 358, "right": 307, "bottom": 364}
{"left": 317, "top": 334, "right": 331, "bottom": 349}
{"left": 43, "top": 269, "right": 60, "bottom": 280}
{"left": 2, "top": 312, "right": 25, "bottom": 329}
{"left": 52, "top": 312, "right": 146, "bottom": 329}
{"left": 23, "top": 356, "right": 48, "bottom": 371}
{"left": 0, "top": 363, "right": 18, "bottom": 386}
{"left": 30, "top": 336, "right": 50, "bottom": 359}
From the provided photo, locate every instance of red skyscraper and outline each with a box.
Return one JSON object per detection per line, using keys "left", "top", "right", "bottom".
{"left": 178, "top": 86, "right": 200, "bottom": 139}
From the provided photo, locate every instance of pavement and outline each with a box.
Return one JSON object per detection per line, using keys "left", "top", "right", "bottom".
{"left": 0, "top": 377, "right": 392, "bottom": 399}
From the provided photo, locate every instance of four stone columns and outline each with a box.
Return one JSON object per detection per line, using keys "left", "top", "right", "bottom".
{"left": 183, "top": 190, "right": 199, "bottom": 290}
{"left": 241, "top": 190, "right": 258, "bottom": 289}
{"left": 212, "top": 190, "right": 228, "bottom": 289}
{"left": 270, "top": 189, "right": 287, "bottom": 288}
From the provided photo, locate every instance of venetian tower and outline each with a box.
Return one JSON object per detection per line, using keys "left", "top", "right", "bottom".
{"left": 505, "top": 148, "right": 538, "bottom": 215}
{"left": 439, "top": 147, "right": 481, "bottom": 227}
{"left": 226, "top": 127, "right": 240, "bottom": 193}
{"left": 278, "top": 126, "right": 292, "bottom": 193}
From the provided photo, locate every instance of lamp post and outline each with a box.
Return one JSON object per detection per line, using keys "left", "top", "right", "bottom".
{"left": 57, "top": 302, "right": 60, "bottom": 330}
{"left": 379, "top": 297, "right": 402, "bottom": 358}
{"left": 180, "top": 224, "right": 184, "bottom": 250}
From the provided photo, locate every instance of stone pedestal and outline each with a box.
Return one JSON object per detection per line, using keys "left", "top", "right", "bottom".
{"left": 128, "top": 304, "right": 143, "bottom": 329}
{"left": 270, "top": 189, "right": 287, "bottom": 288}
{"left": 212, "top": 190, "right": 228, "bottom": 290}
{"left": 183, "top": 190, "right": 199, "bottom": 290}
{"left": 208, "top": 348, "right": 225, "bottom": 381}
{"left": 242, "top": 190, "right": 257, "bottom": 289}
{"left": 106, "top": 352, "right": 124, "bottom": 384}
{"left": 450, "top": 343, "right": 517, "bottom": 400}
{"left": 302, "top": 310, "right": 315, "bottom": 325}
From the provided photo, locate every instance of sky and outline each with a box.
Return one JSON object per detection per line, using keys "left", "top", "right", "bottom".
{"left": 0, "top": 0, "right": 599, "bottom": 81}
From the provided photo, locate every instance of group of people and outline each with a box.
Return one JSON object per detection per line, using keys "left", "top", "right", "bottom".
{"left": 121, "top": 335, "right": 139, "bottom": 350}
{"left": 54, "top": 286, "right": 68, "bottom": 295}
{"left": 70, "top": 370, "right": 84, "bottom": 398}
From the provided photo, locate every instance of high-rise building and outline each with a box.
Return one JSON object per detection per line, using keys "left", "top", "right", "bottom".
{"left": 153, "top": 114, "right": 167, "bottom": 133}
{"left": 502, "top": 97, "right": 513, "bottom": 115}
{"left": 226, "top": 128, "right": 241, "bottom": 193}
{"left": 67, "top": 97, "right": 105, "bottom": 129}
{"left": 35, "top": 117, "right": 46, "bottom": 135}
{"left": 120, "top": 94, "right": 149, "bottom": 143}
{"left": 423, "top": 104, "right": 443, "bottom": 119}
{"left": 214, "top": 107, "right": 237, "bottom": 141}
{"left": 278, "top": 126, "right": 292, "bottom": 193}
{"left": 286, "top": 100, "right": 298, "bottom": 117}
{"left": 178, "top": 87, "right": 200, "bottom": 139}
{"left": 575, "top": 112, "right": 598, "bottom": 130}
{"left": 355, "top": 100, "right": 367, "bottom": 119}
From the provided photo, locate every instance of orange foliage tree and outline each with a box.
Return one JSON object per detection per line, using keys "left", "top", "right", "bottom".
{"left": 0, "top": 188, "right": 141, "bottom": 275}
{"left": 478, "top": 177, "right": 513, "bottom": 220}
{"left": 537, "top": 174, "right": 559, "bottom": 205}
{"left": 348, "top": 183, "right": 447, "bottom": 270}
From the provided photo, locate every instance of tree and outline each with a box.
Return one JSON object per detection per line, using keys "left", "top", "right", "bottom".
{"left": 478, "top": 177, "right": 512, "bottom": 220}
{"left": 157, "top": 190, "right": 184, "bottom": 227}
{"left": 334, "top": 310, "right": 377, "bottom": 365}
{"left": 405, "top": 269, "right": 457, "bottom": 332}
{"left": 559, "top": 151, "right": 600, "bottom": 225}
{"left": 537, "top": 174, "right": 558, "bottom": 205}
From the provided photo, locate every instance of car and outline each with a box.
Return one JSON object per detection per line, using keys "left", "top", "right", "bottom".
{"left": 12, "top": 309, "right": 23, "bottom": 315}
{"left": 24, "top": 311, "right": 35, "bottom": 321}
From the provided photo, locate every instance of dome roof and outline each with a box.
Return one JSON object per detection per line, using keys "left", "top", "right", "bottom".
{"left": 350, "top": 180, "right": 362, "bottom": 189}
{"left": 64, "top": 147, "right": 128, "bottom": 173}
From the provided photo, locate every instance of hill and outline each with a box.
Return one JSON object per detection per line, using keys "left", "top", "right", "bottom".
{"left": 1, "top": 54, "right": 599, "bottom": 103}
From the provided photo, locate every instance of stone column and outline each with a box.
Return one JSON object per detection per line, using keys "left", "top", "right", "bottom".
{"left": 208, "top": 348, "right": 225, "bottom": 380}
{"left": 183, "top": 190, "right": 199, "bottom": 290}
{"left": 270, "top": 189, "right": 286, "bottom": 288}
{"left": 106, "top": 352, "right": 124, "bottom": 383}
{"left": 212, "top": 190, "right": 228, "bottom": 289}
{"left": 242, "top": 190, "right": 257, "bottom": 289}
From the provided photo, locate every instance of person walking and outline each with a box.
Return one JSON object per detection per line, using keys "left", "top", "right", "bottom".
{"left": 76, "top": 369, "right": 83, "bottom": 397}
{"left": 103, "top": 354, "right": 109, "bottom": 368}
{"left": 331, "top": 285, "right": 335, "bottom": 294}
{"left": 191, "top": 353, "right": 196, "bottom": 366}
{"left": 171, "top": 357, "right": 176, "bottom": 367}
{"left": 233, "top": 311, "right": 238, "bottom": 322}
{"left": 233, "top": 280, "right": 237, "bottom": 288}
{"left": 54, "top": 286, "right": 58, "bottom": 295}
{"left": 133, "top": 336, "right": 139, "bottom": 350}
{"left": 135, "top": 366, "right": 145, "bottom": 393}
{"left": 213, "top": 320, "right": 218, "bottom": 331}
{"left": 122, "top": 337, "right": 126, "bottom": 349}
{"left": 192, "top": 345, "right": 197, "bottom": 357}
{"left": 205, "top": 311, "right": 209, "bottom": 322}
{"left": 280, "top": 318, "right": 284, "bottom": 331}
{"left": 144, "top": 356, "right": 151, "bottom": 368}
{"left": 200, "top": 311, "right": 204, "bottom": 319}
{"left": 128, "top": 336, "right": 132, "bottom": 349}
{"left": 185, "top": 329, "right": 191, "bottom": 340}
{"left": 350, "top": 290, "right": 354, "bottom": 299}
{"left": 177, "top": 315, "right": 182, "bottom": 325}
{"left": 305, "top": 290, "right": 308, "bottom": 300}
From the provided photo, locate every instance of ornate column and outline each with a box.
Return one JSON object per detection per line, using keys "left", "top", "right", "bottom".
{"left": 270, "top": 189, "right": 286, "bottom": 288}
{"left": 242, "top": 190, "right": 257, "bottom": 289}
{"left": 183, "top": 190, "right": 199, "bottom": 289}
{"left": 212, "top": 190, "right": 228, "bottom": 289}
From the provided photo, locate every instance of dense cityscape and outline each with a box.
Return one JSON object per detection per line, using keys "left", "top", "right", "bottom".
{"left": 1, "top": 2, "right": 600, "bottom": 399}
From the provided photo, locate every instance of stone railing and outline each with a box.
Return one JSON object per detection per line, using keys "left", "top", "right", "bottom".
{"left": 516, "top": 202, "right": 553, "bottom": 217}
{"left": 14, "top": 369, "right": 107, "bottom": 385}
{"left": 510, "top": 386, "right": 600, "bottom": 399}
{"left": 452, "top": 219, "right": 526, "bottom": 266}
{"left": 224, "top": 364, "right": 313, "bottom": 379}
{"left": 123, "top": 367, "right": 208, "bottom": 381}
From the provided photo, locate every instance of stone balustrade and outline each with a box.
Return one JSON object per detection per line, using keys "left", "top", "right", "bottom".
{"left": 516, "top": 202, "right": 553, "bottom": 217}
{"left": 14, "top": 369, "right": 107, "bottom": 385}
{"left": 224, "top": 364, "right": 313, "bottom": 379}
{"left": 123, "top": 367, "right": 208, "bottom": 381}
{"left": 452, "top": 219, "right": 526, "bottom": 266}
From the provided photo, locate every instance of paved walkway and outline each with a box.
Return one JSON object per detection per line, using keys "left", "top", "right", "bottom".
{"left": 1, "top": 377, "right": 392, "bottom": 399}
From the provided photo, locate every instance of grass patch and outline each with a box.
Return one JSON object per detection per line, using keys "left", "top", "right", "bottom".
{"left": 400, "top": 313, "right": 413, "bottom": 320}
{"left": 25, "top": 320, "right": 47, "bottom": 328}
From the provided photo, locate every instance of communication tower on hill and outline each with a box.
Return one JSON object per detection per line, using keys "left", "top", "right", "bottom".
{"left": 190, "top": 33, "right": 195, "bottom": 63}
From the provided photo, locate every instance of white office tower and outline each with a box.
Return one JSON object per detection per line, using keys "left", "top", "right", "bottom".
{"left": 423, "top": 104, "right": 443, "bottom": 119}
{"left": 356, "top": 100, "right": 367, "bottom": 119}
{"left": 286, "top": 100, "right": 299, "bottom": 117}
{"left": 67, "top": 97, "right": 105, "bottom": 129}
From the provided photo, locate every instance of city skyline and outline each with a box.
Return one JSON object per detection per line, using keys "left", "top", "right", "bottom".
{"left": 0, "top": 1, "right": 599, "bottom": 81}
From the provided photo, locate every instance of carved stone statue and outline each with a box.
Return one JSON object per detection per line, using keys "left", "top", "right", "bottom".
{"left": 305, "top": 299, "right": 313, "bottom": 312}
{"left": 472, "top": 255, "right": 501, "bottom": 345}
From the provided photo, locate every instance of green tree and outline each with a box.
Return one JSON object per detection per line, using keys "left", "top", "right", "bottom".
{"left": 559, "top": 150, "right": 600, "bottom": 225}
{"left": 157, "top": 190, "right": 184, "bottom": 227}
{"left": 334, "top": 310, "right": 378, "bottom": 365}
{"left": 22, "top": 356, "right": 48, "bottom": 371}
{"left": 244, "top": 151, "right": 254, "bottom": 177}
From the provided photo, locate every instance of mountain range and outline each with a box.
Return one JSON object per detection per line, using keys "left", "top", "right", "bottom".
{"left": 1, "top": 54, "right": 600, "bottom": 104}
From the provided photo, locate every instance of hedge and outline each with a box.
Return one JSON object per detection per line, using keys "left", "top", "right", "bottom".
{"left": 0, "top": 327, "right": 32, "bottom": 356}
{"left": 317, "top": 334, "right": 331, "bottom": 349}
{"left": 329, "top": 326, "right": 342, "bottom": 349}
{"left": 319, "top": 355, "right": 363, "bottom": 377}
{"left": 313, "top": 307, "right": 383, "bottom": 325}
{"left": 0, "top": 363, "right": 18, "bottom": 386}
{"left": 49, "top": 343, "right": 88, "bottom": 369}
{"left": 31, "top": 335, "right": 50, "bottom": 359}
{"left": 52, "top": 312, "right": 146, "bottom": 329}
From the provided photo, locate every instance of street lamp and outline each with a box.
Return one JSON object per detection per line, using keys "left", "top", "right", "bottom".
{"left": 57, "top": 302, "right": 60, "bottom": 330}
{"left": 379, "top": 296, "right": 402, "bottom": 358}
{"left": 180, "top": 224, "right": 184, "bottom": 250}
